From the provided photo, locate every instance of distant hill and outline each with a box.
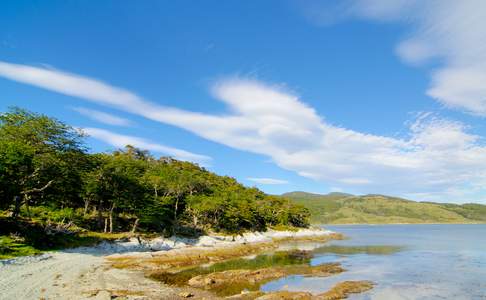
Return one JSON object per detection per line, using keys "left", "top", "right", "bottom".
{"left": 282, "top": 192, "right": 486, "bottom": 224}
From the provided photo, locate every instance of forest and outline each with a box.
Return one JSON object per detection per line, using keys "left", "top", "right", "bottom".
{"left": 0, "top": 108, "right": 309, "bottom": 256}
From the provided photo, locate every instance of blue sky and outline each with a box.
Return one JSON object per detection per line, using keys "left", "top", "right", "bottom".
{"left": 1, "top": 1, "right": 486, "bottom": 203}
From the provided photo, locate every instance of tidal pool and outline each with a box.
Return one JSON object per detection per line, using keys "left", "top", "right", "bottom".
{"left": 262, "top": 224, "right": 486, "bottom": 300}
{"left": 150, "top": 249, "right": 317, "bottom": 296}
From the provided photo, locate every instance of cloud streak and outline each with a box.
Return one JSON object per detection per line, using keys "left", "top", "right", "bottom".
{"left": 2, "top": 61, "right": 486, "bottom": 202}
{"left": 72, "top": 107, "right": 133, "bottom": 126}
{"left": 83, "top": 127, "right": 211, "bottom": 164}
{"left": 247, "top": 178, "right": 289, "bottom": 185}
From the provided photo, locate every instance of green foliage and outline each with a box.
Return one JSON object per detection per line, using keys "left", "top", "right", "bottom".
{"left": 0, "top": 215, "right": 137, "bottom": 258}
{"left": 0, "top": 140, "right": 35, "bottom": 210}
{"left": 21, "top": 205, "right": 79, "bottom": 223}
{"left": 0, "top": 107, "right": 309, "bottom": 255}
{"left": 439, "top": 203, "right": 486, "bottom": 222}
{"left": 0, "top": 235, "right": 41, "bottom": 259}
{"left": 285, "top": 192, "right": 486, "bottom": 224}
{"left": 0, "top": 107, "right": 88, "bottom": 214}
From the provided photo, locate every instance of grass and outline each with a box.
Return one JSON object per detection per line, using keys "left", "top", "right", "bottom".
{"left": 0, "top": 235, "right": 41, "bottom": 259}
{"left": 268, "top": 224, "right": 300, "bottom": 232}
{"left": 285, "top": 192, "right": 486, "bottom": 224}
{"left": 0, "top": 230, "right": 134, "bottom": 259}
{"left": 0, "top": 215, "right": 144, "bottom": 259}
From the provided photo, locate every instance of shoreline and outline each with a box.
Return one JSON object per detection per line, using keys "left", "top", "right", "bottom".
{"left": 0, "top": 227, "right": 337, "bottom": 299}
{"left": 320, "top": 222, "right": 486, "bottom": 226}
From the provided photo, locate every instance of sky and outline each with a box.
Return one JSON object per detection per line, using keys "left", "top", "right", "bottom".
{"left": 1, "top": 0, "right": 486, "bottom": 203}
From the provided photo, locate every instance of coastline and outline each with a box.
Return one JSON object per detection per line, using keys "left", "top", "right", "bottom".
{"left": 320, "top": 222, "right": 486, "bottom": 226}
{"left": 0, "top": 227, "right": 338, "bottom": 299}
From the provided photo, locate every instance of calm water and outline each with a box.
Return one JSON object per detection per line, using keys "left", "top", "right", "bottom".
{"left": 262, "top": 224, "right": 486, "bottom": 299}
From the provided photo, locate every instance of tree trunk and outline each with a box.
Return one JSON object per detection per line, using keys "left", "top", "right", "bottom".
{"left": 174, "top": 198, "right": 179, "bottom": 221}
{"left": 173, "top": 198, "right": 179, "bottom": 235}
{"left": 131, "top": 218, "right": 139, "bottom": 234}
{"left": 109, "top": 203, "right": 116, "bottom": 233}
{"left": 109, "top": 211, "right": 113, "bottom": 233}
{"left": 12, "top": 196, "right": 21, "bottom": 218}
{"left": 97, "top": 207, "right": 103, "bottom": 229}
{"left": 83, "top": 199, "right": 90, "bottom": 216}
{"left": 24, "top": 195, "right": 31, "bottom": 217}
{"left": 104, "top": 217, "right": 108, "bottom": 233}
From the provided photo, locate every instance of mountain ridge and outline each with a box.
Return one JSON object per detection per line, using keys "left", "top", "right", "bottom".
{"left": 282, "top": 191, "right": 486, "bottom": 224}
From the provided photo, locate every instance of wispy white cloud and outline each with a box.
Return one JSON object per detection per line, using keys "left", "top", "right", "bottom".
{"left": 2, "top": 61, "right": 486, "bottom": 202}
{"left": 83, "top": 127, "right": 211, "bottom": 164}
{"left": 72, "top": 107, "right": 133, "bottom": 126}
{"left": 0, "top": 61, "right": 220, "bottom": 132}
{"left": 299, "top": 0, "right": 486, "bottom": 116}
{"left": 247, "top": 177, "right": 289, "bottom": 185}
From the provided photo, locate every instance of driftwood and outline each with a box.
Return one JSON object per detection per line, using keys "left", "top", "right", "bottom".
{"left": 44, "top": 219, "right": 77, "bottom": 235}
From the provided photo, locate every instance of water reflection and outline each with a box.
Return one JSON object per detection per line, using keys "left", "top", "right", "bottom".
{"left": 150, "top": 249, "right": 316, "bottom": 295}
{"left": 313, "top": 245, "right": 403, "bottom": 255}
{"left": 262, "top": 224, "right": 486, "bottom": 299}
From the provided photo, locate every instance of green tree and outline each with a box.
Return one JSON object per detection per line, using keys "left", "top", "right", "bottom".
{"left": 0, "top": 140, "right": 35, "bottom": 212}
{"left": 1, "top": 107, "right": 311, "bottom": 235}
{"left": 0, "top": 108, "right": 87, "bottom": 217}
{"left": 143, "top": 158, "right": 210, "bottom": 233}
{"left": 84, "top": 148, "right": 148, "bottom": 232}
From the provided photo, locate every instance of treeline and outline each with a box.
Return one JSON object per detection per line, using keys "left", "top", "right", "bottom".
{"left": 0, "top": 108, "right": 309, "bottom": 235}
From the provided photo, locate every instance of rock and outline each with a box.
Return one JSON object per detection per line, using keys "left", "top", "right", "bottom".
{"left": 93, "top": 290, "right": 111, "bottom": 300}
{"left": 316, "top": 281, "right": 374, "bottom": 300}
{"left": 255, "top": 291, "right": 313, "bottom": 300}
{"left": 179, "top": 291, "right": 194, "bottom": 298}
{"left": 225, "top": 291, "right": 265, "bottom": 299}
{"left": 187, "top": 263, "right": 344, "bottom": 290}
{"left": 187, "top": 268, "right": 287, "bottom": 289}
{"left": 287, "top": 250, "right": 313, "bottom": 260}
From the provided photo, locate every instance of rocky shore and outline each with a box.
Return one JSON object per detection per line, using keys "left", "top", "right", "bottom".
{"left": 0, "top": 229, "right": 374, "bottom": 299}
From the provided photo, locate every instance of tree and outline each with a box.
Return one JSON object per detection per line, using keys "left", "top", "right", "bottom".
{"left": 257, "top": 195, "right": 310, "bottom": 228}
{"left": 0, "top": 140, "right": 35, "bottom": 212}
{"left": 143, "top": 159, "right": 210, "bottom": 233}
{"left": 0, "top": 108, "right": 87, "bottom": 217}
{"left": 83, "top": 147, "right": 149, "bottom": 232}
{"left": 1, "top": 107, "right": 311, "bottom": 234}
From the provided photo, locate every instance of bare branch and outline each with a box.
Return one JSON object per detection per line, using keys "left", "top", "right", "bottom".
{"left": 21, "top": 180, "right": 54, "bottom": 195}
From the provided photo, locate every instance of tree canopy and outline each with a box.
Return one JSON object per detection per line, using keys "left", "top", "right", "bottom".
{"left": 0, "top": 108, "right": 309, "bottom": 235}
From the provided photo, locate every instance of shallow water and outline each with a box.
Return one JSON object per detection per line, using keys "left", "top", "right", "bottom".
{"left": 150, "top": 249, "right": 315, "bottom": 296}
{"left": 262, "top": 224, "right": 486, "bottom": 299}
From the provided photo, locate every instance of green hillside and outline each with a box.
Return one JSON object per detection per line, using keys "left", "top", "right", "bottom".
{"left": 283, "top": 192, "right": 486, "bottom": 224}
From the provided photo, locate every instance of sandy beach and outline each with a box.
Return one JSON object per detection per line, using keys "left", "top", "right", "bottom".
{"left": 0, "top": 228, "right": 333, "bottom": 299}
